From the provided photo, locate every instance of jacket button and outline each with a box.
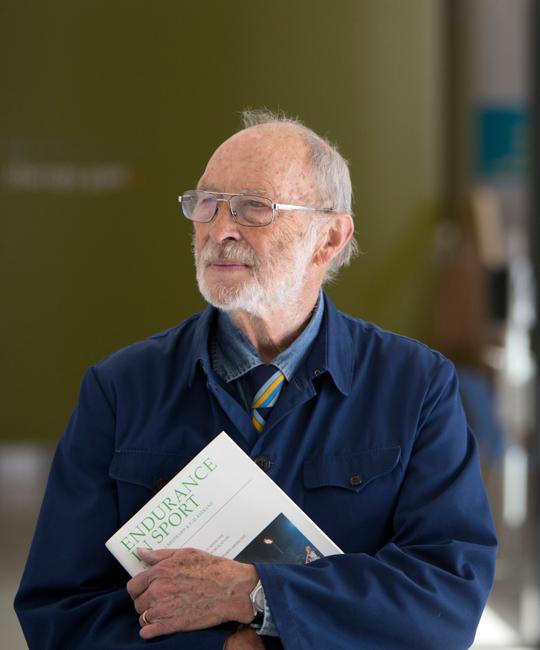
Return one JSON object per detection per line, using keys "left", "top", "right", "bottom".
{"left": 255, "top": 456, "right": 272, "bottom": 472}
{"left": 349, "top": 474, "right": 363, "bottom": 487}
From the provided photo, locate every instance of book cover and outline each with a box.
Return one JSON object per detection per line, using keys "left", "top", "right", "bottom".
{"left": 106, "top": 431, "right": 341, "bottom": 576}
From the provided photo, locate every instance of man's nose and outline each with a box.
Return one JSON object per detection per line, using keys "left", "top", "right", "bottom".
{"left": 207, "top": 200, "right": 241, "bottom": 242}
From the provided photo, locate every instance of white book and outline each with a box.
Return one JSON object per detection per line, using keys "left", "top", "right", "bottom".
{"left": 106, "top": 431, "right": 342, "bottom": 576}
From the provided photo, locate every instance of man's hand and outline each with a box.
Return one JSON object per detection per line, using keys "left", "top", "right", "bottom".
{"left": 126, "top": 548, "right": 258, "bottom": 640}
{"left": 225, "top": 626, "right": 265, "bottom": 650}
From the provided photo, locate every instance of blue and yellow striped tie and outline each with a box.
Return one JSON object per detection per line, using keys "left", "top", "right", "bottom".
{"left": 249, "top": 364, "right": 285, "bottom": 432}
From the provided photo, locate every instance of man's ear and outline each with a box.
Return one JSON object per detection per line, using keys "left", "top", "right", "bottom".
{"left": 313, "top": 214, "right": 354, "bottom": 267}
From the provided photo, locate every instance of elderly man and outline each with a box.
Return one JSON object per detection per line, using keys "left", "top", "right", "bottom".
{"left": 16, "top": 111, "right": 497, "bottom": 650}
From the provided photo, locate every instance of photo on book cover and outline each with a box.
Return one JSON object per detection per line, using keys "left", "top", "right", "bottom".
{"left": 234, "top": 512, "right": 323, "bottom": 565}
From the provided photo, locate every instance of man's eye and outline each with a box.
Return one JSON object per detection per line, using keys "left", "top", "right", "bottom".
{"left": 198, "top": 198, "right": 216, "bottom": 209}
{"left": 246, "top": 200, "right": 267, "bottom": 209}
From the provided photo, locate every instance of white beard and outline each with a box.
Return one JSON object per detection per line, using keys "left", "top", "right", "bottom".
{"left": 194, "top": 227, "right": 319, "bottom": 317}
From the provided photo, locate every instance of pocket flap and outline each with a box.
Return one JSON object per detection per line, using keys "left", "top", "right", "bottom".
{"left": 109, "top": 450, "right": 190, "bottom": 493}
{"left": 303, "top": 447, "right": 401, "bottom": 492}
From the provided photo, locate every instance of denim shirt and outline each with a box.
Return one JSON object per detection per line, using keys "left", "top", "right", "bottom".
{"left": 211, "top": 292, "right": 325, "bottom": 409}
{"left": 210, "top": 293, "right": 324, "bottom": 637}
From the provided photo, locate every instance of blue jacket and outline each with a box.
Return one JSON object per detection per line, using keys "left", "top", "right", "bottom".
{"left": 15, "top": 294, "right": 497, "bottom": 649}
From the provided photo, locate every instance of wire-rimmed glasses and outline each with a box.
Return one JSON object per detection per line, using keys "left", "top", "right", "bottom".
{"left": 178, "top": 190, "right": 335, "bottom": 227}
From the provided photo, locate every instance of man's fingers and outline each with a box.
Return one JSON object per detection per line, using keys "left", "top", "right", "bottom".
{"left": 138, "top": 608, "right": 167, "bottom": 630}
{"left": 133, "top": 579, "right": 176, "bottom": 615}
{"left": 127, "top": 575, "right": 147, "bottom": 600}
{"left": 137, "top": 547, "right": 176, "bottom": 565}
{"left": 126, "top": 569, "right": 154, "bottom": 600}
{"left": 128, "top": 548, "right": 244, "bottom": 638}
{"left": 126, "top": 549, "right": 176, "bottom": 598}
{"left": 139, "top": 617, "right": 167, "bottom": 639}
{"left": 139, "top": 614, "right": 181, "bottom": 640}
{"left": 133, "top": 595, "right": 149, "bottom": 615}
{"left": 139, "top": 622, "right": 166, "bottom": 640}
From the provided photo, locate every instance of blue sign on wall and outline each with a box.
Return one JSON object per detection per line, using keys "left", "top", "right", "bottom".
{"left": 473, "top": 106, "right": 529, "bottom": 180}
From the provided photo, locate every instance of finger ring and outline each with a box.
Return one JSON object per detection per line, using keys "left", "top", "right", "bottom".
{"left": 142, "top": 610, "right": 151, "bottom": 626}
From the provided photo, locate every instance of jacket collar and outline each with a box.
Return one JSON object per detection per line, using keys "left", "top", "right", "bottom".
{"left": 301, "top": 292, "right": 353, "bottom": 396}
{"left": 186, "top": 291, "right": 354, "bottom": 395}
{"left": 187, "top": 305, "right": 216, "bottom": 387}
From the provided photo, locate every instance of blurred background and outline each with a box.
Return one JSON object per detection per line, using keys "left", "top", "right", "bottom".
{"left": 1, "top": 0, "right": 538, "bottom": 647}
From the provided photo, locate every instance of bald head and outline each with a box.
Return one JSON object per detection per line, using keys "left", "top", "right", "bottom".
{"left": 240, "top": 109, "right": 353, "bottom": 215}
{"left": 199, "top": 122, "right": 322, "bottom": 207}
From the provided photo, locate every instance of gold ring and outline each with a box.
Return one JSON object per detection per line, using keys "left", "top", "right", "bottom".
{"left": 142, "top": 610, "right": 151, "bottom": 626}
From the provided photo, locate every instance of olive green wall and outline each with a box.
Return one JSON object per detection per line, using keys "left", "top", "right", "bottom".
{"left": 1, "top": 0, "right": 442, "bottom": 441}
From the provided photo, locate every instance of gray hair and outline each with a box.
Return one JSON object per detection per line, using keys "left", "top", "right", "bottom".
{"left": 240, "top": 109, "right": 358, "bottom": 282}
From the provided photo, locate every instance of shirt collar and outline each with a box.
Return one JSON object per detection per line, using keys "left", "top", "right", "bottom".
{"left": 212, "top": 291, "right": 325, "bottom": 382}
{"left": 187, "top": 291, "right": 353, "bottom": 396}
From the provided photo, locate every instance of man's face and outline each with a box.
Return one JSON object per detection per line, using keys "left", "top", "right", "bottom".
{"left": 192, "top": 125, "right": 323, "bottom": 317}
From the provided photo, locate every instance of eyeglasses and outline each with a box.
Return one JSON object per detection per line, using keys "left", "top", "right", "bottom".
{"left": 178, "top": 190, "right": 335, "bottom": 228}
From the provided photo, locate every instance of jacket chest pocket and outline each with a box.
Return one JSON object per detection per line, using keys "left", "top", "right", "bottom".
{"left": 109, "top": 450, "right": 191, "bottom": 524}
{"left": 302, "top": 447, "right": 402, "bottom": 552}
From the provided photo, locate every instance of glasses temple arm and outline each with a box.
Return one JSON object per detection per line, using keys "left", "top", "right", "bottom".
{"left": 273, "top": 203, "right": 334, "bottom": 213}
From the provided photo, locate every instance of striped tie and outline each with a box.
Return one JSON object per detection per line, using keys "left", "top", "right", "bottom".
{"left": 249, "top": 364, "right": 286, "bottom": 432}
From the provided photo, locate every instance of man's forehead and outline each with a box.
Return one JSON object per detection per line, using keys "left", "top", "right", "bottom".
{"left": 199, "top": 124, "right": 315, "bottom": 196}
{"left": 218, "top": 124, "right": 309, "bottom": 163}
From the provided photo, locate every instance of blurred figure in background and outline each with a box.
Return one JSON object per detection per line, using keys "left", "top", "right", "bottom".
{"left": 433, "top": 201, "right": 507, "bottom": 484}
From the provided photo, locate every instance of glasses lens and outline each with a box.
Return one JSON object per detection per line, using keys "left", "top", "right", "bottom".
{"left": 231, "top": 195, "right": 273, "bottom": 226}
{"left": 181, "top": 191, "right": 217, "bottom": 222}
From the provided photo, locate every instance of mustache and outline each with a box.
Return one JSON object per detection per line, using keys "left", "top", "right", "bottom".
{"left": 197, "top": 241, "right": 259, "bottom": 268}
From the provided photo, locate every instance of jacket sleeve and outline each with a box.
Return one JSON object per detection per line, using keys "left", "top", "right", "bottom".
{"left": 255, "top": 360, "right": 498, "bottom": 650}
{"left": 14, "top": 366, "right": 229, "bottom": 650}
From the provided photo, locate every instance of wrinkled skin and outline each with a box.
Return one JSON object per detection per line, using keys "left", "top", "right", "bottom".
{"left": 127, "top": 548, "right": 258, "bottom": 641}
